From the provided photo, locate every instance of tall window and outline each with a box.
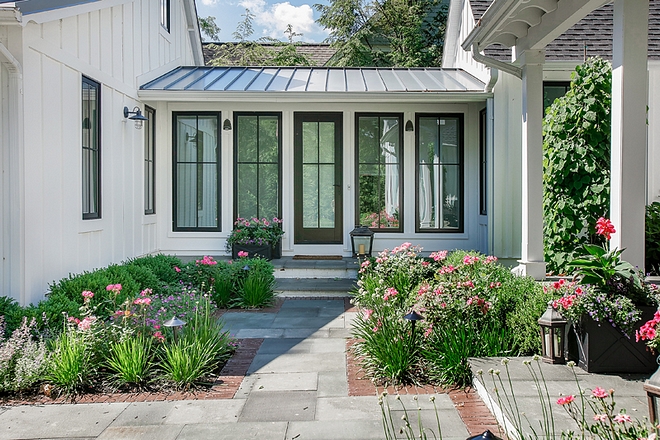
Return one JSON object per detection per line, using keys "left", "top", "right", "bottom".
{"left": 356, "top": 114, "right": 402, "bottom": 231}
{"left": 416, "top": 114, "right": 463, "bottom": 232}
{"left": 173, "top": 113, "right": 220, "bottom": 231}
{"left": 160, "top": 0, "right": 170, "bottom": 32}
{"left": 543, "top": 81, "right": 570, "bottom": 113}
{"left": 479, "top": 109, "right": 487, "bottom": 216}
{"left": 234, "top": 113, "right": 281, "bottom": 220}
{"left": 144, "top": 106, "right": 155, "bottom": 215}
{"left": 82, "top": 76, "right": 100, "bottom": 220}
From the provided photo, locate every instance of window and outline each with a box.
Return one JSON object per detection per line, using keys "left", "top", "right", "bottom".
{"left": 82, "top": 76, "right": 100, "bottom": 220}
{"left": 355, "top": 114, "right": 402, "bottom": 231}
{"left": 543, "top": 81, "right": 570, "bottom": 113}
{"left": 173, "top": 113, "right": 220, "bottom": 231}
{"left": 144, "top": 106, "right": 155, "bottom": 215}
{"left": 234, "top": 113, "right": 281, "bottom": 220}
{"left": 479, "top": 108, "right": 487, "bottom": 216}
{"left": 160, "top": 0, "right": 170, "bottom": 32}
{"left": 416, "top": 114, "right": 463, "bottom": 232}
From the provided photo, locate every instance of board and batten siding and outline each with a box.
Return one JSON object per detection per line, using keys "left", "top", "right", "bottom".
{"left": 11, "top": 0, "right": 198, "bottom": 305}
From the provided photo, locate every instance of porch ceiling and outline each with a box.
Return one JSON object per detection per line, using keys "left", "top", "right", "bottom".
{"left": 463, "top": 0, "right": 611, "bottom": 59}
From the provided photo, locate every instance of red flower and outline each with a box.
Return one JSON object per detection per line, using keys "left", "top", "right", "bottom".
{"left": 556, "top": 395, "right": 575, "bottom": 405}
{"left": 595, "top": 217, "right": 616, "bottom": 240}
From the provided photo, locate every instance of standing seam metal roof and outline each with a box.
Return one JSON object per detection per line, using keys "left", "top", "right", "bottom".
{"left": 140, "top": 67, "right": 486, "bottom": 93}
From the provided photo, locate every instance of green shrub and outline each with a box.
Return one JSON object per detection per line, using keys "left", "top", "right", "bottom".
{"left": 646, "top": 202, "right": 660, "bottom": 275}
{"left": 0, "top": 296, "right": 25, "bottom": 337}
{"left": 125, "top": 254, "right": 184, "bottom": 286}
{"left": 105, "top": 335, "right": 155, "bottom": 389}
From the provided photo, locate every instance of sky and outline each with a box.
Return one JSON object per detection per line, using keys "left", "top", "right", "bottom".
{"left": 195, "top": 0, "right": 331, "bottom": 43}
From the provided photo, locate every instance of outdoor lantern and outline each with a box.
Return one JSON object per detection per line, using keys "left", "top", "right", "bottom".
{"left": 404, "top": 310, "right": 424, "bottom": 338}
{"left": 644, "top": 363, "right": 660, "bottom": 423}
{"left": 466, "top": 430, "right": 502, "bottom": 440}
{"left": 349, "top": 225, "right": 374, "bottom": 258}
{"left": 123, "top": 106, "right": 148, "bottom": 129}
{"left": 163, "top": 316, "right": 186, "bottom": 341}
{"left": 538, "top": 301, "right": 567, "bottom": 364}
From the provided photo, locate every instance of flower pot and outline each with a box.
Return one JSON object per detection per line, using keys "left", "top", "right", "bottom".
{"left": 271, "top": 240, "right": 282, "bottom": 259}
{"left": 232, "top": 244, "right": 272, "bottom": 260}
{"left": 567, "top": 306, "right": 657, "bottom": 374}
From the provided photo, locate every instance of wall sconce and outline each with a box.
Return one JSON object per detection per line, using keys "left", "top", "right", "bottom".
{"left": 405, "top": 120, "right": 414, "bottom": 132}
{"left": 123, "top": 106, "right": 148, "bottom": 129}
{"left": 223, "top": 119, "right": 232, "bottom": 130}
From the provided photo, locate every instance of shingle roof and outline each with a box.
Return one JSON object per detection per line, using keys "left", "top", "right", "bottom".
{"left": 202, "top": 43, "right": 337, "bottom": 67}
{"left": 140, "top": 66, "right": 486, "bottom": 93}
{"left": 468, "top": 0, "right": 660, "bottom": 61}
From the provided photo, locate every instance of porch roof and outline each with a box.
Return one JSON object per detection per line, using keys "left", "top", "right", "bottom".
{"left": 139, "top": 66, "right": 486, "bottom": 94}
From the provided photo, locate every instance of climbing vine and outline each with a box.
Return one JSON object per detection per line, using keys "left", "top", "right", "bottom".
{"left": 543, "top": 57, "right": 612, "bottom": 274}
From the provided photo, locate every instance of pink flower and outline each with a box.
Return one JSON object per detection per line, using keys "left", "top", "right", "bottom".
{"left": 383, "top": 287, "right": 398, "bottom": 301}
{"left": 430, "top": 250, "right": 448, "bottom": 261}
{"left": 485, "top": 255, "right": 498, "bottom": 264}
{"left": 363, "top": 309, "right": 373, "bottom": 320}
{"left": 422, "top": 261, "right": 430, "bottom": 267}
{"left": 237, "top": 251, "right": 249, "bottom": 258}
{"left": 424, "top": 325, "right": 433, "bottom": 338}
{"left": 556, "top": 395, "right": 575, "bottom": 405}
{"left": 433, "top": 287, "right": 443, "bottom": 296}
{"left": 153, "top": 331, "right": 165, "bottom": 342}
{"left": 68, "top": 316, "right": 81, "bottom": 324}
{"left": 361, "top": 260, "right": 370, "bottom": 268}
{"left": 593, "top": 414, "right": 609, "bottom": 422}
{"left": 595, "top": 217, "right": 616, "bottom": 240}
{"left": 82, "top": 290, "right": 94, "bottom": 299}
{"left": 613, "top": 413, "right": 632, "bottom": 423}
{"left": 77, "top": 316, "right": 96, "bottom": 331}
{"left": 196, "top": 255, "right": 217, "bottom": 265}
{"left": 153, "top": 324, "right": 161, "bottom": 330}
{"left": 141, "top": 288, "right": 152, "bottom": 296}
{"left": 133, "top": 297, "right": 152, "bottom": 306}
{"left": 106, "top": 284, "right": 122, "bottom": 293}
{"left": 592, "top": 387, "right": 609, "bottom": 399}
{"left": 174, "top": 266, "right": 181, "bottom": 273}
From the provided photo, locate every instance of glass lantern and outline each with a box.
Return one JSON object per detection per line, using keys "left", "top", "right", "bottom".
{"left": 538, "top": 301, "right": 567, "bottom": 364}
{"left": 349, "top": 225, "right": 374, "bottom": 258}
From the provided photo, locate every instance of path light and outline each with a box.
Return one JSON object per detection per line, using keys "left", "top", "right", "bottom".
{"left": 243, "top": 264, "right": 250, "bottom": 271}
{"left": 163, "top": 316, "right": 186, "bottom": 342}
{"left": 466, "top": 430, "right": 502, "bottom": 440}
{"left": 538, "top": 301, "right": 567, "bottom": 364}
{"left": 350, "top": 225, "right": 374, "bottom": 258}
{"left": 644, "top": 358, "right": 660, "bottom": 423}
{"left": 404, "top": 310, "right": 424, "bottom": 340}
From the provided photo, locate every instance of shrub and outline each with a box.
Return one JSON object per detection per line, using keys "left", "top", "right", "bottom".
{"left": 0, "top": 296, "right": 25, "bottom": 337}
{"left": 180, "top": 256, "right": 221, "bottom": 294}
{"left": 235, "top": 259, "right": 276, "bottom": 308}
{"left": 646, "top": 202, "right": 660, "bottom": 275}
{"left": 0, "top": 317, "right": 48, "bottom": 393}
{"left": 125, "top": 254, "right": 184, "bottom": 286}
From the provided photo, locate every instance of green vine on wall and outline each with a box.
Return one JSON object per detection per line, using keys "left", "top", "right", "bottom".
{"left": 543, "top": 57, "right": 612, "bottom": 274}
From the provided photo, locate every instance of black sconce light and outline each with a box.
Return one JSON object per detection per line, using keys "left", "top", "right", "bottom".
{"left": 349, "top": 225, "right": 374, "bottom": 258}
{"left": 405, "top": 120, "right": 414, "bottom": 132}
{"left": 538, "top": 301, "right": 567, "bottom": 364}
{"left": 223, "top": 119, "right": 232, "bottom": 130}
{"left": 163, "top": 316, "right": 186, "bottom": 342}
{"left": 123, "top": 106, "right": 148, "bottom": 129}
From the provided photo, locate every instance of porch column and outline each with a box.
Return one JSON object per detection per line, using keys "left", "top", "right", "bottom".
{"left": 610, "top": 0, "right": 648, "bottom": 270}
{"left": 517, "top": 50, "right": 546, "bottom": 280}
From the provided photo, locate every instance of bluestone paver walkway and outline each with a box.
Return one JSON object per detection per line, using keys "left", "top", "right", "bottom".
{"left": 0, "top": 299, "right": 469, "bottom": 440}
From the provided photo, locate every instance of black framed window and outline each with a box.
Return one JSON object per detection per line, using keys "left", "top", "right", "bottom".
{"left": 173, "top": 113, "right": 220, "bottom": 231}
{"left": 415, "top": 114, "right": 463, "bottom": 232}
{"left": 543, "top": 81, "right": 570, "bottom": 113}
{"left": 479, "top": 108, "right": 487, "bottom": 216}
{"left": 82, "top": 76, "right": 100, "bottom": 220}
{"left": 144, "top": 106, "right": 155, "bottom": 215}
{"left": 160, "top": 0, "right": 170, "bottom": 32}
{"left": 355, "top": 114, "right": 402, "bottom": 231}
{"left": 234, "top": 113, "right": 281, "bottom": 220}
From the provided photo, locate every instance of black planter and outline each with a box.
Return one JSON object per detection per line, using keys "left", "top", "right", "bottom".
{"left": 232, "top": 244, "right": 272, "bottom": 260}
{"left": 567, "top": 307, "right": 657, "bottom": 374}
{"left": 271, "top": 240, "right": 282, "bottom": 259}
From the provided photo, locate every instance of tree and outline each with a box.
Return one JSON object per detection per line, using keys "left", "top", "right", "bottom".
{"left": 314, "top": 0, "right": 447, "bottom": 67}
{"left": 542, "top": 57, "right": 612, "bottom": 274}
{"left": 198, "top": 16, "right": 220, "bottom": 41}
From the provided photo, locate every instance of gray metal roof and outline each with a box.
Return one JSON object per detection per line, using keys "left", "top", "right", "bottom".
{"left": 140, "top": 67, "right": 486, "bottom": 93}
{"left": 0, "top": 0, "right": 98, "bottom": 14}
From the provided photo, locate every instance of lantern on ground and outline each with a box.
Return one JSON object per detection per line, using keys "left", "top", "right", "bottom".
{"left": 644, "top": 361, "right": 660, "bottom": 423}
{"left": 538, "top": 301, "right": 567, "bottom": 364}
{"left": 163, "top": 316, "right": 186, "bottom": 342}
{"left": 349, "top": 225, "right": 374, "bottom": 258}
{"left": 404, "top": 310, "right": 424, "bottom": 343}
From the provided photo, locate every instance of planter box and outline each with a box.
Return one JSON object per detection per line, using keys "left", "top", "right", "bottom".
{"left": 567, "top": 307, "right": 657, "bottom": 374}
{"left": 232, "top": 244, "right": 272, "bottom": 260}
{"left": 271, "top": 241, "right": 282, "bottom": 259}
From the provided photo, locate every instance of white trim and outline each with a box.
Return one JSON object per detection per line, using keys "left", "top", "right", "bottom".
{"left": 19, "top": 0, "right": 130, "bottom": 25}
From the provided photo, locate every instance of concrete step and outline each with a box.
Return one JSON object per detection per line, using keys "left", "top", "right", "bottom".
{"left": 271, "top": 257, "right": 359, "bottom": 280}
{"left": 274, "top": 277, "right": 357, "bottom": 298}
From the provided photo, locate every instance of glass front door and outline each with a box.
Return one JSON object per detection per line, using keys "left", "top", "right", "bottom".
{"left": 293, "top": 113, "right": 343, "bottom": 244}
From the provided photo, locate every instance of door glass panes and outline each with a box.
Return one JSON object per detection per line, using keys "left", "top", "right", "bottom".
{"left": 235, "top": 114, "right": 280, "bottom": 221}
{"left": 302, "top": 121, "right": 335, "bottom": 228}
{"left": 174, "top": 114, "right": 219, "bottom": 230}
{"left": 144, "top": 107, "right": 155, "bottom": 215}
{"left": 417, "top": 116, "right": 462, "bottom": 231}
{"left": 356, "top": 115, "right": 401, "bottom": 230}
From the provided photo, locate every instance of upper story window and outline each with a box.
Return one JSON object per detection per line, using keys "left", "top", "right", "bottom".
{"left": 416, "top": 114, "right": 463, "bottom": 232}
{"left": 82, "top": 76, "right": 101, "bottom": 220}
{"left": 173, "top": 113, "right": 220, "bottom": 231}
{"left": 160, "top": 0, "right": 170, "bottom": 32}
{"left": 355, "top": 114, "right": 403, "bottom": 231}
{"left": 543, "top": 81, "right": 570, "bottom": 113}
{"left": 144, "top": 106, "right": 155, "bottom": 215}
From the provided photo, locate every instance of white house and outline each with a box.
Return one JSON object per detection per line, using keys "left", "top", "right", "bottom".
{"left": 443, "top": 0, "right": 659, "bottom": 278}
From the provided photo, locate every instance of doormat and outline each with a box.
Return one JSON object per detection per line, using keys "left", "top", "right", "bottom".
{"left": 292, "top": 255, "right": 343, "bottom": 260}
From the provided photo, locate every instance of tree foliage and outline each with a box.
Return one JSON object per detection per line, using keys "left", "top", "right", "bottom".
{"left": 314, "top": 0, "right": 447, "bottom": 67}
{"left": 198, "top": 16, "right": 220, "bottom": 41}
{"left": 543, "top": 57, "right": 612, "bottom": 274}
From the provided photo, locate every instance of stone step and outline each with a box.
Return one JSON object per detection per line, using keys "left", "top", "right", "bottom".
{"left": 271, "top": 257, "right": 359, "bottom": 280}
{"left": 274, "top": 278, "right": 357, "bottom": 298}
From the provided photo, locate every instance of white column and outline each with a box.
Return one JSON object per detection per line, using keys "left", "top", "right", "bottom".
{"left": 517, "top": 50, "right": 546, "bottom": 280}
{"left": 610, "top": 0, "right": 648, "bottom": 270}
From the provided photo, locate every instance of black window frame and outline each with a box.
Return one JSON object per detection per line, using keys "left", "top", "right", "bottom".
{"left": 82, "top": 76, "right": 101, "bottom": 220}
{"left": 543, "top": 81, "right": 570, "bottom": 114}
{"left": 354, "top": 112, "right": 404, "bottom": 233}
{"left": 144, "top": 106, "right": 156, "bottom": 215}
{"left": 172, "top": 112, "right": 221, "bottom": 232}
{"left": 479, "top": 108, "right": 487, "bottom": 216}
{"left": 233, "top": 112, "right": 283, "bottom": 221}
{"left": 160, "top": 0, "right": 170, "bottom": 32}
{"left": 414, "top": 113, "right": 464, "bottom": 233}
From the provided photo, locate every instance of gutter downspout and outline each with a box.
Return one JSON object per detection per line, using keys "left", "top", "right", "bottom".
{"left": 0, "top": 39, "right": 25, "bottom": 305}
{"left": 470, "top": 43, "right": 522, "bottom": 79}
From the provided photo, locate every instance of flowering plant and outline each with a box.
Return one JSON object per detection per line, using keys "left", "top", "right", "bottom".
{"left": 635, "top": 306, "right": 660, "bottom": 350}
{"left": 226, "top": 217, "right": 284, "bottom": 251}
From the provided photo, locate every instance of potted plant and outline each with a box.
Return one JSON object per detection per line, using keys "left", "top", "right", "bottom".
{"left": 551, "top": 217, "right": 660, "bottom": 373}
{"left": 226, "top": 217, "right": 284, "bottom": 260}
